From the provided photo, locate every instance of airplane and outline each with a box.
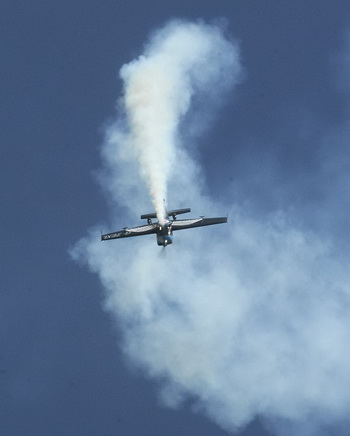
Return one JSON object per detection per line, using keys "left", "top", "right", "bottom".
{"left": 101, "top": 208, "right": 227, "bottom": 247}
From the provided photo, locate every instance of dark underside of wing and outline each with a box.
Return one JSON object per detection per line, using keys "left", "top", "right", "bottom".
{"left": 171, "top": 217, "right": 227, "bottom": 231}
{"left": 101, "top": 224, "right": 157, "bottom": 241}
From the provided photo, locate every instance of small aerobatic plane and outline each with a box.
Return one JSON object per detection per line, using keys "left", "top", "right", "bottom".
{"left": 101, "top": 208, "right": 227, "bottom": 247}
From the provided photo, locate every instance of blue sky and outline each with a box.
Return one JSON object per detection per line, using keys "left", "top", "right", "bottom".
{"left": 2, "top": 1, "right": 350, "bottom": 435}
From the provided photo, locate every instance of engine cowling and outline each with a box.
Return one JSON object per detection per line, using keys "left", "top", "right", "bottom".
{"left": 157, "top": 235, "right": 173, "bottom": 246}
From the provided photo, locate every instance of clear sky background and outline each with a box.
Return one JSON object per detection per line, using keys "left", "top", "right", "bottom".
{"left": 2, "top": 1, "right": 350, "bottom": 435}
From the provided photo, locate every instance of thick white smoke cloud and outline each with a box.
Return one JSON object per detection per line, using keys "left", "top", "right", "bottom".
{"left": 117, "top": 20, "right": 239, "bottom": 223}
{"left": 72, "top": 20, "right": 350, "bottom": 436}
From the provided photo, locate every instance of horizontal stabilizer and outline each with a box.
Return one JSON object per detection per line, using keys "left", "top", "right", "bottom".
{"left": 141, "top": 208, "right": 191, "bottom": 220}
{"left": 167, "top": 208, "right": 191, "bottom": 218}
{"left": 140, "top": 212, "right": 158, "bottom": 220}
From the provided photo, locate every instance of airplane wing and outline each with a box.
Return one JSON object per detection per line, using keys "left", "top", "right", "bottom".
{"left": 101, "top": 224, "right": 157, "bottom": 241}
{"left": 171, "top": 217, "right": 227, "bottom": 231}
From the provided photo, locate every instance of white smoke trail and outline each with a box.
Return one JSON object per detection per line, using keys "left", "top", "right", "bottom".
{"left": 118, "top": 20, "right": 240, "bottom": 223}
{"left": 72, "top": 20, "right": 350, "bottom": 436}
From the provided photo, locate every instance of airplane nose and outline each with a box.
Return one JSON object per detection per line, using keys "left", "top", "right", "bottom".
{"left": 163, "top": 235, "right": 172, "bottom": 246}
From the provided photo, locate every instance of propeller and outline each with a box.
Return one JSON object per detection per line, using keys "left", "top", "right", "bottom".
{"left": 158, "top": 245, "right": 167, "bottom": 259}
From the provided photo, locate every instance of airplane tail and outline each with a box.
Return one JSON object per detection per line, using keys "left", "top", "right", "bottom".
{"left": 140, "top": 212, "right": 158, "bottom": 220}
{"left": 141, "top": 208, "right": 191, "bottom": 220}
{"left": 167, "top": 208, "right": 191, "bottom": 218}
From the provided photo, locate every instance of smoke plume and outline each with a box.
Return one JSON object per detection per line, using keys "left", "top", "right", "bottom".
{"left": 71, "top": 20, "right": 350, "bottom": 436}
{"left": 116, "top": 20, "right": 239, "bottom": 222}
